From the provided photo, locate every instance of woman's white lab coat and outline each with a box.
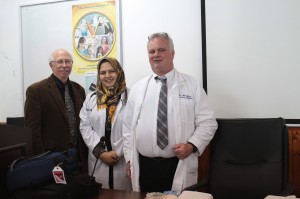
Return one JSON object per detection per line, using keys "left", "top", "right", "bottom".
{"left": 80, "top": 90, "right": 131, "bottom": 190}
{"left": 123, "top": 70, "right": 217, "bottom": 193}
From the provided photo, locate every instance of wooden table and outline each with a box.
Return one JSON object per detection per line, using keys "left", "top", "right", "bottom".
{"left": 93, "top": 188, "right": 146, "bottom": 199}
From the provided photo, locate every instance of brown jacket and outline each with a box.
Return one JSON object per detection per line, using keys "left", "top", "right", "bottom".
{"left": 24, "top": 75, "right": 88, "bottom": 172}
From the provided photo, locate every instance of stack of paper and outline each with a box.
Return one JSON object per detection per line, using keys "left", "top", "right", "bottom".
{"left": 178, "top": 191, "right": 213, "bottom": 199}
{"left": 265, "top": 196, "right": 299, "bottom": 199}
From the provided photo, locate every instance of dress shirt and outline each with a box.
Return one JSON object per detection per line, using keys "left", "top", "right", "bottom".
{"left": 52, "top": 74, "right": 75, "bottom": 105}
{"left": 136, "top": 69, "right": 176, "bottom": 158}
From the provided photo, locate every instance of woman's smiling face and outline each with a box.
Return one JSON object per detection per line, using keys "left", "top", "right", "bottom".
{"left": 99, "top": 61, "right": 117, "bottom": 88}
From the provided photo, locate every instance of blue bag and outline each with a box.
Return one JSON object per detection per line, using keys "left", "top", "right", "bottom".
{"left": 6, "top": 149, "right": 79, "bottom": 191}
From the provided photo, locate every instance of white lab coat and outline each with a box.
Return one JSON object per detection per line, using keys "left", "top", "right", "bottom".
{"left": 123, "top": 69, "right": 217, "bottom": 193}
{"left": 80, "top": 90, "right": 131, "bottom": 190}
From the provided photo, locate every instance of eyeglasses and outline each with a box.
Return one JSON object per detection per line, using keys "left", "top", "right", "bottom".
{"left": 148, "top": 32, "right": 169, "bottom": 40}
{"left": 52, "top": 59, "right": 73, "bottom": 65}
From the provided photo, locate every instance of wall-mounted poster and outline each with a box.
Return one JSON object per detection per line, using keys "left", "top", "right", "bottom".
{"left": 72, "top": 0, "right": 119, "bottom": 75}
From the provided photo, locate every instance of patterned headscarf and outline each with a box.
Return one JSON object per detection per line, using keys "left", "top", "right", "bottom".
{"left": 96, "top": 57, "right": 127, "bottom": 124}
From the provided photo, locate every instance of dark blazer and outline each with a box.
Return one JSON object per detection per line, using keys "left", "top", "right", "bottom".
{"left": 24, "top": 75, "right": 88, "bottom": 172}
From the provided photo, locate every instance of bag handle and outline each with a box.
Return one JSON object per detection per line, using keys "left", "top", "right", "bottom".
{"left": 4, "top": 143, "right": 27, "bottom": 170}
{"left": 88, "top": 136, "right": 105, "bottom": 184}
{"left": 9, "top": 150, "right": 53, "bottom": 170}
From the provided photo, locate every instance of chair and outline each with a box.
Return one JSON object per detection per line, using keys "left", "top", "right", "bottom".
{"left": 0, "top": 125, "right": 32, "bottom": 198}
{"left": 6, "top": 117, "right": 24, "bottom": 127}
{"left": 185, "top": 118, "right": 294, "bottom": 199}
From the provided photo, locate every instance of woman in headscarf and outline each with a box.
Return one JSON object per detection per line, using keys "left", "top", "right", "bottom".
{"left": 80, "top": 57, "right": 131, "bottom": 190}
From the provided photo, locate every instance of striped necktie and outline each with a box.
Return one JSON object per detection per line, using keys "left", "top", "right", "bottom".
{"left": 156, "top": 76, "right": 168, "bottom": 149}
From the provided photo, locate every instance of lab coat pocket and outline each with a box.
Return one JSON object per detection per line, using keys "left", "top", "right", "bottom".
{"left": 179, "top": 96, "right": 195, "bottom": 124}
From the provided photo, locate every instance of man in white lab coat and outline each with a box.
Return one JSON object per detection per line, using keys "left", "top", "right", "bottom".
{"left": 123, "top": 32, "right": 218, "bottom": 193}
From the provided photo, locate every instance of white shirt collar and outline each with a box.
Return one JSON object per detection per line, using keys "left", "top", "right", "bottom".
{"left": 152, "top": 68, "right": 175, "bottom": 83}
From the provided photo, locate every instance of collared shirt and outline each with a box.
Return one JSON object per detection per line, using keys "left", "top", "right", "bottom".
{"left": 135, "top": 69, "right": 176, "bottom": 158}
{"left": 51, "top": 74, "right": 76, "bottom": 106}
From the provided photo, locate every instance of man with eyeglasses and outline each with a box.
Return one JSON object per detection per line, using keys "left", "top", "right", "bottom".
{"left": 24, "top": 48, "right": 88, "bottom": 173}
{"left": 123, "top": 32, "right": 218, "bottom": 193}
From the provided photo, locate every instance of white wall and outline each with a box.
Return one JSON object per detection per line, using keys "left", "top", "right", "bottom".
{"left": 1, "top": 0, "right": 299, "bottom": 123}
{"left": 206, "top": 0, "right": 300, "bottom": 120}
{"left": 121, "top": 0, "right": 202, "bottom": 87}
{"left": 0, "top": 0, "right": 202, "bottom": 122}
{"left": 0, "top": 0, "right": 57, "bottom": 122}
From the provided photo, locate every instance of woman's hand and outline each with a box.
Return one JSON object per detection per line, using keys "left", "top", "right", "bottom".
{"left": 99, "top": 151, "right": 119, "bottom": 166}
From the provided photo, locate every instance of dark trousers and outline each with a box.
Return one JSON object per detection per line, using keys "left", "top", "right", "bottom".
{"left": 139, "top": 153, "right": 179, "bottom": 192}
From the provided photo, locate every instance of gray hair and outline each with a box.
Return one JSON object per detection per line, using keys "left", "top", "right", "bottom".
{"left": 48, "top": 49, "right": 73, "bottom": 64}
{"left": 48, "top": 54, "right": 55, "bottom": 63}
{"left": 147, "top": 32, "right": 174, "bottom": 50}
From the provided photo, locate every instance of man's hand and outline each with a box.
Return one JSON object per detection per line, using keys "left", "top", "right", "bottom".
{"left": 99, "top": 151, "right": 119, "bottom": 166}
{"left": 126, "top": 161, "right": 131, "bottom": 178}
{"left": 173, "top": 143, "right": 194, "bottom": 159}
